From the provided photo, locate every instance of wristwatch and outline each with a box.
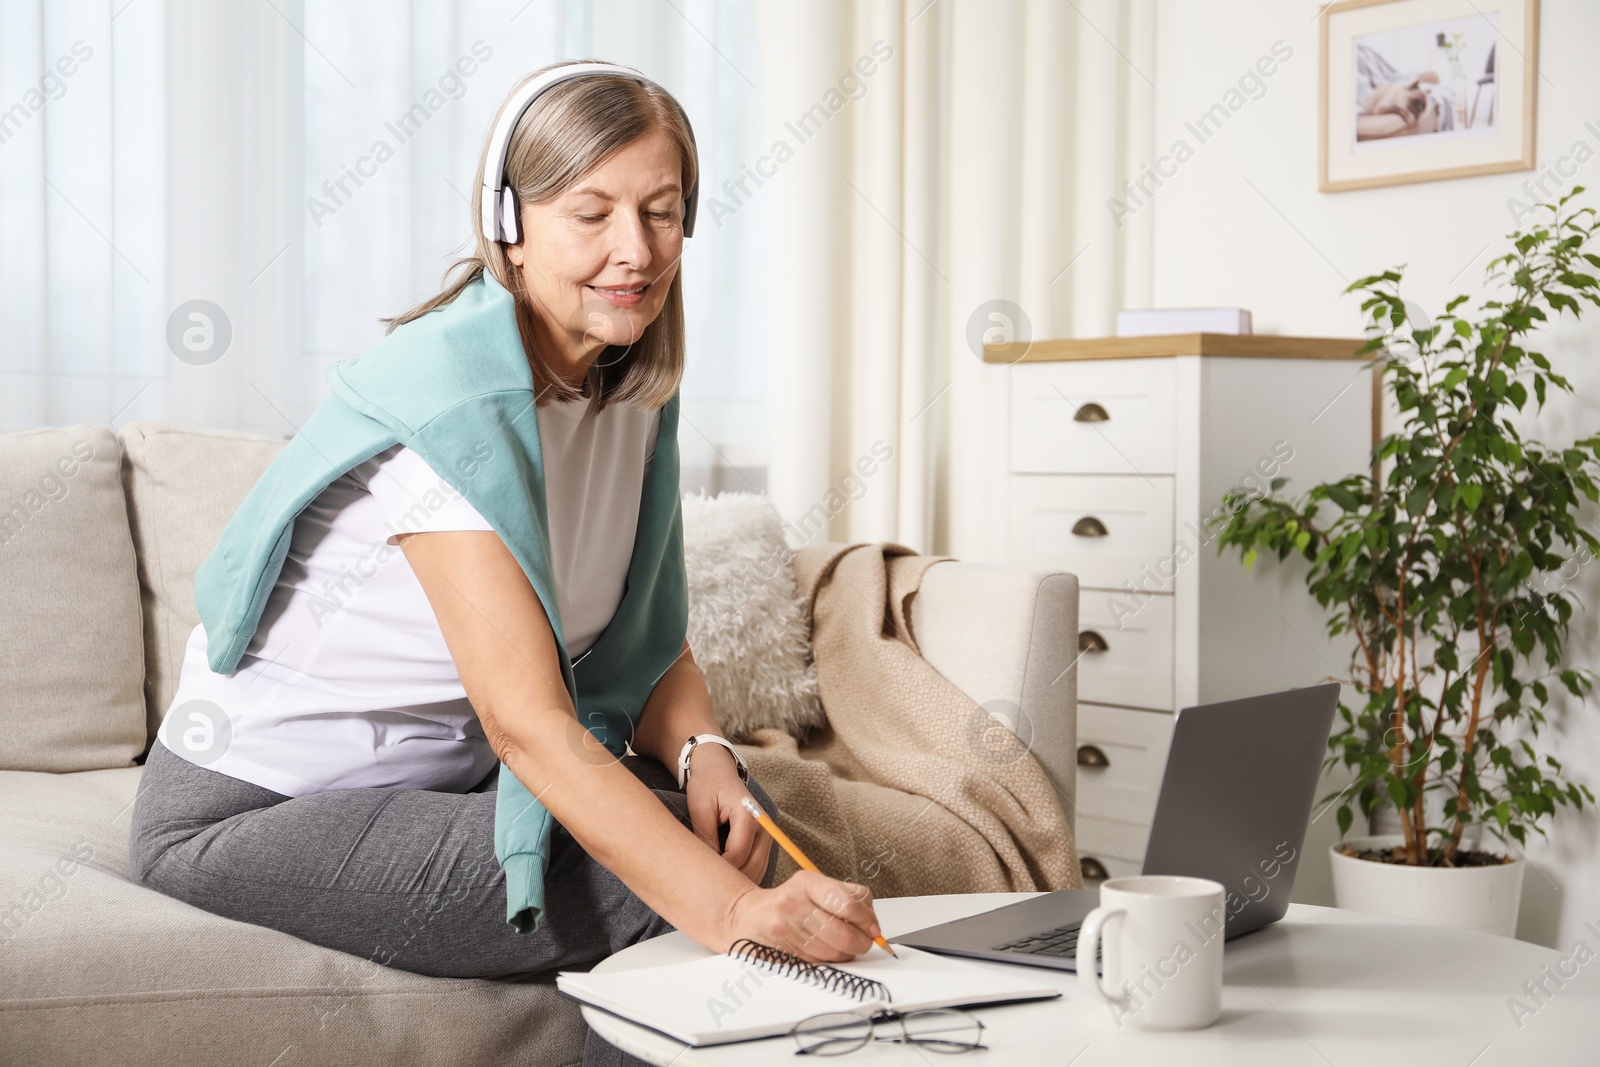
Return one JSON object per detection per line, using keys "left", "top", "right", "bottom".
{"left": 676, "top": 733, "right": 750, "bottom": 789}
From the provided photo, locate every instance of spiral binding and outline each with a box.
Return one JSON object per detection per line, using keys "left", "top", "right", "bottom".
{"left": 726, "top": 939, "right": 891, "bottom": 1003}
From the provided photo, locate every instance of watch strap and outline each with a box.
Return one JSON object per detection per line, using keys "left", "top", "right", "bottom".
{"left": 676, "top": 733, "right": 749, "bottom": 789}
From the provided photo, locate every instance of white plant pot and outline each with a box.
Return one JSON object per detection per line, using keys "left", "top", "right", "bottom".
{"left": 1330, "top": 834, "right": 1524, "bottom": 937}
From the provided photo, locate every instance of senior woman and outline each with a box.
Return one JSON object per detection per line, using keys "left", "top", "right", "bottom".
{"left": 127, "top": 60, "right": 882, "bottom": 1066}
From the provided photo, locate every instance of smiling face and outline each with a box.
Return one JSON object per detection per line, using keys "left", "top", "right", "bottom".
{"left": 503, "top": 127, "right": 685, "bottom": 387}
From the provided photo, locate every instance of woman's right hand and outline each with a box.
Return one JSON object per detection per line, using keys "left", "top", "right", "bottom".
{"left": 723, "top": 871, "right": 883, "bottom": 963}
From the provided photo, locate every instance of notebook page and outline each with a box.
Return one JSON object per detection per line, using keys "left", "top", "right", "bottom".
{"left": 557, "top": 944, "right": 1059, "bottom": 1046}
{"left": 821, "top": 944, "right": 1061, "bottom": 1013}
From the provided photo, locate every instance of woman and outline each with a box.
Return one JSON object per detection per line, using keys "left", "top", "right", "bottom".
{"left": 128, "top": 60, "right": 882, "bottom": 1065}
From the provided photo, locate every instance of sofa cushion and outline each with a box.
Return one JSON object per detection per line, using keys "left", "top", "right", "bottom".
{"left": 117, "top": 422, "right": 287, "bottom": 743}
{"left": 0, "top": 426, "right": 146, "bottom": 772}
{"left": 0, "top": 766, "right": 587, "bottom": 1066}
{"left": 682, "top": 491, "right": 823, "bottom": 741}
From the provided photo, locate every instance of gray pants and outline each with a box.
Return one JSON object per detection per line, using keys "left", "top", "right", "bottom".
{"left": 128, "top": 737, "right": 780, "bottom": 1066}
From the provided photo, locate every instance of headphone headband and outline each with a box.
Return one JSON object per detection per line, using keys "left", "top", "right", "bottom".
{"left": 479, "top": 63, "right": 699, "bottom": 244}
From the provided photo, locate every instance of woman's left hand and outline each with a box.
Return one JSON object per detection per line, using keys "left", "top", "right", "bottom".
{"left": 683, "top": 747, "right": 770, "bottom": 884}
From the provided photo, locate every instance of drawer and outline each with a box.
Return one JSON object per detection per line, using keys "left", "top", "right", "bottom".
{"left": 1075, "top": 702, "right": 1175, "bottom": 826}
{"left": 1075, "top": 593, "right": 1175, "bottom": 711}
{"left": 1007, "top": 474, "right": 1175, "bottom": 591}
{"left": 1009, "top": 359, "right": 1177, "bottom": 475}
{"left": 1074, "top": 814, "right": 1152, "bottom": 870}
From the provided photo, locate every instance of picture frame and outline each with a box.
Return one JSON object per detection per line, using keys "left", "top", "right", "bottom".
{"left": 1318, "top": 0, "right": 1539, "bottom": 192}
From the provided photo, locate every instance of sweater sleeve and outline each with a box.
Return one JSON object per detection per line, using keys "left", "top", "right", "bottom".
{"left": 493, "top": 760, "right": 556, "bottom": 933}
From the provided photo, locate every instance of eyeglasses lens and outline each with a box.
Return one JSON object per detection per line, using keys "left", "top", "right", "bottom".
{"left": 791, "top": 1011, "right": 873, "bottom": 1056}
{"left": 898, "top": 1009, "right": 985, "bottom": 1052}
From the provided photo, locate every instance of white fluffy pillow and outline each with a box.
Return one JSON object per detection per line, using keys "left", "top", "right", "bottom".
{"left": 681, "top": 491, "right": 824, "bottom": 741}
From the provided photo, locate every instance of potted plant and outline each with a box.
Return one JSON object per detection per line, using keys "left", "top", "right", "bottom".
{"left": 1215, "top": 189, "right": 1600, "bottom": 937}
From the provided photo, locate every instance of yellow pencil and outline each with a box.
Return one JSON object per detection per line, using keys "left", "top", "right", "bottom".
{"left": 740, "top": 796, "right": 898, "bottom": 959}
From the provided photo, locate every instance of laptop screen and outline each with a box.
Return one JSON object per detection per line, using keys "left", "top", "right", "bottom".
{"left": 1139, "top": 682, "right": 1341, "bottom": 939}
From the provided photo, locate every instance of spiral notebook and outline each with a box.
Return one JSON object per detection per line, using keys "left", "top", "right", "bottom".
{"left": 556, "top": 938, "right": 1061, "bottom": 1047}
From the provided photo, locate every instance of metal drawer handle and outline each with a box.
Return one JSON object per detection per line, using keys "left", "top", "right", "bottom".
{"left": 1079, "top": 630, "right": 1109, "bottom": 654}
{"left": 1080, "top": 857, "right": 1109, "bottom": 881}
{"left": 1077, "top": 744, "right": 1110, "bottom": 768}
{"left": 1071, "top": 516, "right": 1108, "bottom": 538}
{"left": 1073, "top": 401, "right": 1110, "bottom": 423}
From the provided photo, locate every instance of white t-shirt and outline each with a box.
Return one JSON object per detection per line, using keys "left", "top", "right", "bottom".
{"left": 157, "top": 386, "right": 662, "bottom": 797}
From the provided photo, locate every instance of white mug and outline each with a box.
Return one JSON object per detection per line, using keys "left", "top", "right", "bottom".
{"left": 1077, "top": 875, "right": 1226, "bottom": 1031}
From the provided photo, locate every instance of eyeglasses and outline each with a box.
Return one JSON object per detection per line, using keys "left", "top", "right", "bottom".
{"left": 789, "top": 1007, "right": 986, "bottom": 1056}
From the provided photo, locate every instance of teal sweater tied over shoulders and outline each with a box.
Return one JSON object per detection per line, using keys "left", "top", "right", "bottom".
{"left": 191, "top": 270, "right": 688, "bottom": 933}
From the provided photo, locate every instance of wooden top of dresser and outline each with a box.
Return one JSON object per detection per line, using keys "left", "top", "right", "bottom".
{"left": 983, "top": 334, "right": 1371, "bottom": 364}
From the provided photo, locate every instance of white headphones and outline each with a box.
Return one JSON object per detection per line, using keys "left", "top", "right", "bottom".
{"left": 479, "top": 62, "right": 700, "bottom": 245}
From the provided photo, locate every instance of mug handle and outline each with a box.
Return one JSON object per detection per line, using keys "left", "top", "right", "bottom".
{"left": 1077, "top": 906, "right": 1128, "bottom": 1007}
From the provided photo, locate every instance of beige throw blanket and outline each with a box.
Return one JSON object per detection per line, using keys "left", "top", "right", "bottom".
{"left": 734, "top": 542, "right": 1081, "bottom": 898}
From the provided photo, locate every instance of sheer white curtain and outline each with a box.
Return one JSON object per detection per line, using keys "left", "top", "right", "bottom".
{"left": 755, "top": 0, "right": 1154, "bottom": 557}
{"left": 0, "top": 0, "right": 166, "bottom": 434}
{"left": 5, "top": 0, "right": 1153, "bottom": 532}
{"left": 4, "top": 0, "right": 771, "bottom": 495}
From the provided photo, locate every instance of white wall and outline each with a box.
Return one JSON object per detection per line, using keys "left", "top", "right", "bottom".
{"left": 1150, "top": 0, "right": 1600, "bottom": 948}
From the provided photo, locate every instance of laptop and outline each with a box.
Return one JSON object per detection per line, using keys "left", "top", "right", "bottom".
{"left": 891, "top": 682, "right": 1340, "bottom": 971}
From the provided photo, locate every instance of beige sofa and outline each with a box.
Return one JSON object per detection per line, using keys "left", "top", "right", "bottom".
{"left": 0, "top": 421, "right": 1078, "bottom": 1067}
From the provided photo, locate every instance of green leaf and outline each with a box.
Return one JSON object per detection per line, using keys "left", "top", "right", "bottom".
{"left": 1405, "top": 484, "right": 1432, "bottom": 517}
{"left": 1326, "top": 485, "right": 1361, "bottom": 511}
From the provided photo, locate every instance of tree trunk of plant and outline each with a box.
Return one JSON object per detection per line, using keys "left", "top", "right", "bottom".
{"left": 1394, "top": 597, "right": 1423, "bottom": 864}
{"left": 1444, "top": 634, "right": 1495, "bottom": 865}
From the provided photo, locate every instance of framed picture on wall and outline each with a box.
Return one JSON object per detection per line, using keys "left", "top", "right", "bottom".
{"left": 1319, "top": 0, "right": 1539, "bottom": 192}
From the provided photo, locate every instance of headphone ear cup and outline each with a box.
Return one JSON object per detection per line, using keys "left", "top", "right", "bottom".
{"left": 499, "top": 186, "right": 520, "bottom": 244}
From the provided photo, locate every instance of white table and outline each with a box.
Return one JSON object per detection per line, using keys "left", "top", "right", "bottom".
{"left": 580, "top": 892, "right": 1600, "bottom": 1065}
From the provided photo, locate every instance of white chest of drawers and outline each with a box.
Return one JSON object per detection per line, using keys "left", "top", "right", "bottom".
{"left": 984, "top": 334, "right": 1373, "bottom": 885}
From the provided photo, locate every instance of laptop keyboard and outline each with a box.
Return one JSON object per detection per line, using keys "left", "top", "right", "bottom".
{"left": 991, "top": 921, "right": 1093, "bottom": 959}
